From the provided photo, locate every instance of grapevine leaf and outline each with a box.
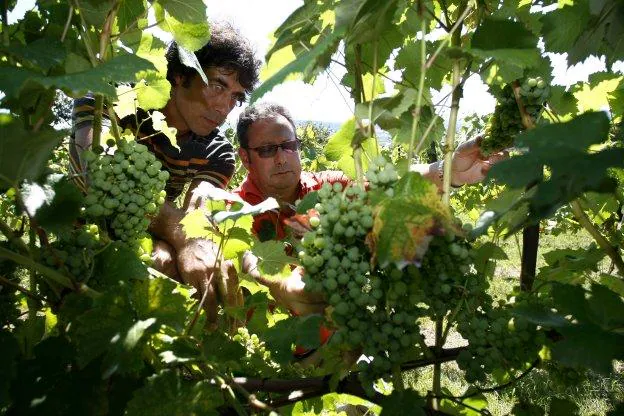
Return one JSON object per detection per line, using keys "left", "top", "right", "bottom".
{"left": 156, "top": 0, "right": 207, "bottom": 24}
{"left": 552, "top": 322, "right": 624, "bottom": 374}
{"left": 0, "top": 331, "right": 19, "bottom": 408}
{"left": 154, "top": 2, "right": 211, "bottom": 52}
{"left": 9, "top": 336, "right": 109, "bottom": 416}
{"left": 201, "top": 331, "right": 246, "bottom": 364}
{"left": 79, "top": 0, "right": 115, "bottom": 27}
{"left": 125, "top": 369, "right": 222, "bottom": 416}
{"left": 114, "top": 84, "right": 139, "bottom": 119}
{"left": 180, "top": 209, "right": 213, "bottom": 239}
{"left": 511, "top": 302, "right": 570, "bottom": 328}
{"left": 0, "top": 116, "right": 65, "bottom": 186}
{"left": 262, "top": 316, "right": 298, "bottom": 364}
{"left": 296, "top": 191, "right": 319, "bottom": 214}
{"left": 20, "top": 174, "right": 83, "bottom": 233}
{"left": 541, "top": 2, "right": 590, "bottom": 53}
{"left": 93, "top": 243, "right": 149, "bottom": 287}
{"left": 324, "top": 118, "right": 378, "bottom": 178}
{"left": 489, "top": 112, "right": 623, "bottom": 224}
{"left": 586, "top": 283, "right": 624, "bottom": 330}
{"left": 177, "top": 45, "right": 208, "bottom": 86}
{"left": 131, "top": 277, "right": 190, "bottom": 331}
{"left": 470, "top": 18, "right": 541, "bottom": 69}
{"left": 538, "top": 246, "right": 605, "bottom": 284}
{"left": 261, "top": 43, "right": 300, "bottom": 83}
{"left": 251, "top": 29, "right": 343, "bottom": 102}
{"left": 549, "top": 398, "right": 580, "bottom": 416}
{"left": 372, "top": 173, "right": 454, "bottom": 268}
{"left": 295, "top": 314, "right": 323, "bottom": 350}
{"left": 221, "top": 226, "right": 254, "bottom": 260}
{"left": 158, "top": 336, "right": 202, "bottom": 364}
{"left": 548, "top": 86, "right": 578, "bottom": 116}
{"left": 379, "top": 389, "right": 426, "bottom": 415}
{"left": 136, "top": 73, "right": 171, "bottom": 111}
{"left": 440, "top": 391, "right": 488, "bottom": 416}
{"left": 472, "top": 241, "right": 508, "bottom": 276}
{"left": 599, "top": 273, "right": 624, "bottom": 298}
{"left": 0, "top": 37, "right": 66, "bottom": 72}
{"left": 214, "top": 198, "right": 280, "bottom": 223}
{"left": 117, "top": 0, "right": 146, "bottom": 33}
{"left": 0, "top": 54, "right": 156, "bottom": 99}
{"left": 251, "top": 240, "right": 293, "bottom": 276}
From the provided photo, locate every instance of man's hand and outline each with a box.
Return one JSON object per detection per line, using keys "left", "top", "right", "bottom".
{"left": 176, "top": 238, "right": 222, "bottom": 323}
{"left": 242, "top": 251, "right": 326, "bottom": 316}
{"left": 450, "top": 136, "right": 508, "bottom": 186}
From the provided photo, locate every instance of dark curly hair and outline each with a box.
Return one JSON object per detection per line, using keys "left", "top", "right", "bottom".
{"left": 236, "top": 102, "right": 297, "bottom": 149}
{"left": 166, "top": 22, "right": 261, "bottom": 94}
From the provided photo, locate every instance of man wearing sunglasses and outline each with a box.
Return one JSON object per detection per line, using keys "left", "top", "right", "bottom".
{"left": 234, "top": 102, "right": 507, "bottom": 360}
{"left": 71, "top": 22, "right": 261, "bottom": 322}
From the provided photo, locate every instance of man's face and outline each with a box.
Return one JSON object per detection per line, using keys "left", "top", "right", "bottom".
{"left": 171, "top": 67, "right": 245, "bottom": 136}
{"left": 239, "top": 115, "right": 302, "bottom": 199}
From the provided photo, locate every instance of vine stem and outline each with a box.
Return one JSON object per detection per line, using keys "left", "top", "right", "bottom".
{"left": 570, "top": 200, "right": 624, "bottom": 276}
{"left": 73, "top": 0, "right": 98, "bottom": 67}
{"left": 368, "top": 41, "right": 379, "bottom": 154}
{"left": 511, "top": 81, "right": 541, "bottom": 291}
{"left": 431, "top": 317, "right": 443, "bottom": 410}
{"left": 0, "top": 274, "right": 46, "bottom": 303}
{"left": 441, "top": 59, "right": 462, "bottom": 205}
{"left": 406, "top": 16, "right": 428, "bottom": 163}
{"left": 61, "top": 5, "right": 74, "bottom": 42}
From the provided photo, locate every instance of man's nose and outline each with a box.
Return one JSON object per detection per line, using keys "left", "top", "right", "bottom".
{"left": 274, "top": 146, "right": 287, "bottom": 164}
{"left": 211, "top": 93, "right": 233, "bottom": 115}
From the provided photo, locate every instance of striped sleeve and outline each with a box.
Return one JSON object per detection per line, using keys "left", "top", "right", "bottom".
{"left": 194, "top": 135, "right": 236, "bottom": 189}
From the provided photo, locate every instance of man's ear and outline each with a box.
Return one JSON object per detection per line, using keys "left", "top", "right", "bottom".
{"left": 238, "top": 148, "right": 251, "bottom": 170}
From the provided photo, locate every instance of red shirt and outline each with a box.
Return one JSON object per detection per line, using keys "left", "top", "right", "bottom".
{"left": 233, "top": 171, "right": 350, "bottom": 241}
{"left": 234, "top": 171, "right": 350, "bottom": 356}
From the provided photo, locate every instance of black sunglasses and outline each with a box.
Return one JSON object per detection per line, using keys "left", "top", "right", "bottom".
{"left": 247, "top": 140, "right": 300, "bottom": 158}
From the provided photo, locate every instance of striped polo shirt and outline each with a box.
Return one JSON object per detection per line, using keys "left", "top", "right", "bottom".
{"left": 71, "top": 96, "right": 235, "bottom": 200}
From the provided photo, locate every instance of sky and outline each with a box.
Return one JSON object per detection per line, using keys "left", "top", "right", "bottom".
{"left": 7, "top": 0, "right": 615, "bottom": 126}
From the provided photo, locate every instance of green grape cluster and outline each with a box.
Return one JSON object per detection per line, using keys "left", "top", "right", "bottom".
{"left": 40, "top": 224, "right": 103, "bottom": 282}
{"left": 455, "top": 295, "right": 546, "bottom": 384}
{"left": 365, "top": 156, "right": 399, "bottom": 191}
{"left": 81, "top": 140, "right": 169, "bottom": 243}
{"left": 233, "top": 327, "right": 280, "bottom": 377}
{"left": 480, "top": 76, "right": 550, "bottom": 156}
{"left": 406, "top": 236, "right": 488, "bottom": 319}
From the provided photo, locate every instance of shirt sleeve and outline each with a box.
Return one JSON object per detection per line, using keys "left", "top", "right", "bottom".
{"left": 193, "top": 133, "right": 236, "bottom": 189}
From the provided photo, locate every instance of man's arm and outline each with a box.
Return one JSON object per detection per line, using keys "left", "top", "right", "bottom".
{"left": 410, "top": 137, "right": 508, "bottom": 190}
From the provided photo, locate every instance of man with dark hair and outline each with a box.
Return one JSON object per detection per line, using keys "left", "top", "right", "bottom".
{"left": 71, "top": 22, "right": 261, "bottom": 320}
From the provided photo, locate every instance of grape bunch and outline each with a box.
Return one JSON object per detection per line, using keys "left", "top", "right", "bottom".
{"left": 299, "top": 162, "right": 425, "bottom": 384}
{"left": 232, "top": 327, "right": 281, "bottom": 377}
{"left": 480, "top": 76, "right": 550, "bottom": 156}
{"left": 40, "top": 224, "right": 102, "bottom": 283}
{"left": 81, "top": 140, "right": 168, "bottom": 244}
{"left": 455, "top": 294, "right": 546, "bottom": 384}
{"left": 405, "top": 235, "right": 488, "bottom": 319}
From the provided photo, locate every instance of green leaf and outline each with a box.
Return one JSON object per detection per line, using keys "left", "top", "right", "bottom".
{"left": 489, "top": 112, "right": 623, "bottom": 224}
{"left": 296, "top": 191, "right": 319, "bottom": 214}
{"left": 117, "top": 0, "right": 147, "bottom": 33}
{"left": 0, "top": 116, "right": 65, "bottom": 186}
{"left": 201, "top": 330, "right": 246, "bottom": 364}
{"left": 177, "top": 44, "right": 209, "bottom": 85}
{"left": 439, "top": 391, "right": 488, "bottom": 416}
{"left": 154, "top": 2, "right": 210, "bottom": 52}
{"left": 373, "top": 173, "right": 453, "bottom": 268}
{"left": 251, "top": 240, "right": 294, "bottom": 276}
{"left": 470, "top": 18, "right": 541, "bottom": 69}
{"left": 20, "top": 174, "right": 83, "bottom": 233}
{"left": 511, "top": 302, "right": 570, "bottom": 328}
{"left": 295, "top": 314, "right": 323, "bottom": 350}
{"left": 548, "top": 86, "right": 578, "bottom": 116}
{"left": 586, "top": 283, "right": 624, "bottom": 330}
{"left": 221, "top": 226, "right": 254, "bottom": 259}
{"left": 125, "top": 369, "right": 222, "bottom": 416}
{"left": 472, "top": 241, "right": 508, "bottom": 276}
{"left": 136, "top": 72, "right": 171, "bottom": 110}
{"left": 379, "top": 389, "right": 426, "bottom": 415}
{"left": 93, "top": 242, "right": 149, "bottom": 288}
{"left": 0, "top": 331, "right": 19, "bottom": 408}
{"left": 79, "top": 0, "right": 115, "bottom": 27}
{"left": 158, "top": 335, "right": 203, "bottom": 364}
{"left": 157, "top": 0, "right": 206, "bottom": 24}
{"left": 251, "top": 29, "right": 343, "bottom": 102}
{"left": 0, "top": 37, "right": 66, "bottom": 72}
{"left": 131, "top": 277, "right": 190, "bottom": 331}
{"left": 9, "top": 336, "right": 109, "bottom": 416}
{"left": 599, "top": 273, "right": 624, "bottom": 298}
{"left": 324, "top": 118, "right": 379, "bottom": 178}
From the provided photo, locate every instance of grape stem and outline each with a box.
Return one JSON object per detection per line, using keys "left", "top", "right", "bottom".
{"left": 570, "top": 199, "right": 624, "bottom": 276}
{"left": 406, "top": 16, "right": 428, "bottom": 163}
{"left": 0, "top": 274, "right": 46, "bottom": 303}
{"left": 92, "top": 94, "right": 104, "bottom": 149}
